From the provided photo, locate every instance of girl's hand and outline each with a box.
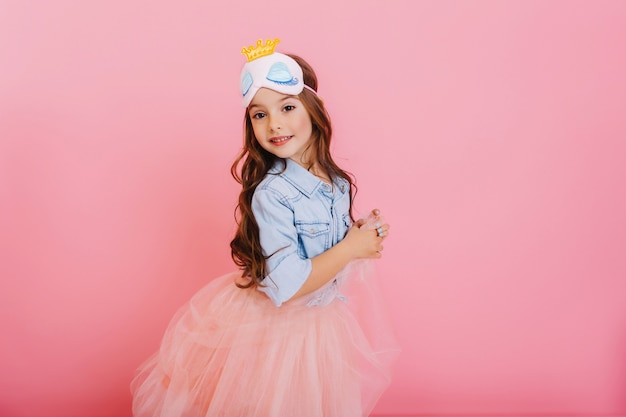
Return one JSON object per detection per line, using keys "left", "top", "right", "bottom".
{"left": 357, "top": 208, "right": 389, "bottom": 238}
{"left": 342, "top": 209, "right": 390, "bottom": 259}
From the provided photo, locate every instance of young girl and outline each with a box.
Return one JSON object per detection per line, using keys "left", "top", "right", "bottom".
{"left": 131, "top": 39, "right": 399, "bottom": 417}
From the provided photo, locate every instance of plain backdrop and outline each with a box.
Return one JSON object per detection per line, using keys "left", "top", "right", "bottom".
{"left": 1, "top": 1, "right": 626, "bottom": 416}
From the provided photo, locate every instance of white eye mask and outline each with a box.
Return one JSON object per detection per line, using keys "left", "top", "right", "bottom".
{"left": 239, "top": 51, "right": 315, "bottom": 107}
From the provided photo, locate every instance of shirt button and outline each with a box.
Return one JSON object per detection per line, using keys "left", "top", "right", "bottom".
{"left": 310, "top": 228, "right": 316, "bottom": 234}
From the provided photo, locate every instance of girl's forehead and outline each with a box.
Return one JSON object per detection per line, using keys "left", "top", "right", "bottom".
{"left": 249, "top": 88, "right": 298, "bottom": 107}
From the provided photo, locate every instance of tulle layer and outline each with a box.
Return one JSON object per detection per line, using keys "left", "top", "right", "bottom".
{"left": 131, "top": 261, "right": 399, "bottom": 417}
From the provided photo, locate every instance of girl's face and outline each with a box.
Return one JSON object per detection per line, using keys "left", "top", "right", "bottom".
{"left": 248, "top": 88, "right": 314, "bottom": 166}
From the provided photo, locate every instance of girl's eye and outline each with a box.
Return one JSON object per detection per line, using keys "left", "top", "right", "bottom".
{"left": 283, "top": 105, "right": 295, "bottom": 112}
{"left": 252, "top": 112, "right": 266, "bottom": 119}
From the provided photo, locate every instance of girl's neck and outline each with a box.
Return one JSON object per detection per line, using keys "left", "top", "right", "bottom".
{"left": 309, "top": 165, "right": 332, "bottom": 185}
{"left": 288, "top": 157, "right": 331, "bottom": 185}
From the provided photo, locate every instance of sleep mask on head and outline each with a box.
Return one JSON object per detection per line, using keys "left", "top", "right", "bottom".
{"left": 239, "top": 38, "right": 316, "bottom": 107}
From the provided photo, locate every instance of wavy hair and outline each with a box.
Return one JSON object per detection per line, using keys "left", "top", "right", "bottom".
{"left": 230, "top": 54, "right": 356, "bottom": 288}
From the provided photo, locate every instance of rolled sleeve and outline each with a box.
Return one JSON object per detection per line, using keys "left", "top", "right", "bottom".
{"left": 252, "top": 188, "right": 312, "bottom": 306}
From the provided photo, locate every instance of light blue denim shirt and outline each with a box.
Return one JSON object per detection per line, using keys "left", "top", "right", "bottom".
{"left": 251, "top": 158, "right": 352, "bottom": 306}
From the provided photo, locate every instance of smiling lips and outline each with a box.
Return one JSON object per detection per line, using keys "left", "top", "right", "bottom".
{"left": 269, "top": 135, "right": 293, "bottom": 145}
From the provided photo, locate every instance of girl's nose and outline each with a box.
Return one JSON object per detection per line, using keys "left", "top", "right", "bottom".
{"left": 268, "top": 115, "right": 281, "bottom": 132}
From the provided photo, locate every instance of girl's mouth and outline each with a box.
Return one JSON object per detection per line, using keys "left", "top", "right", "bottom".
{"left": 269, "top": 135, "right": 293, "bottom": 145}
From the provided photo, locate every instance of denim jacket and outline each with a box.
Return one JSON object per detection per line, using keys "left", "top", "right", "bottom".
{"left": 251, "top": 158, "right": 352, "bottom": 306}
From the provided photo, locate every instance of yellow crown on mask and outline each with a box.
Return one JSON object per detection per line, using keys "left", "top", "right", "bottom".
{"left": 241, "top": 38, "right": 281, "bottom": 62}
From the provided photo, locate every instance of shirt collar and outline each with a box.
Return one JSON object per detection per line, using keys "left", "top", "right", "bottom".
{"left": 268, "top": 159, "right": 349, "bottom": 198}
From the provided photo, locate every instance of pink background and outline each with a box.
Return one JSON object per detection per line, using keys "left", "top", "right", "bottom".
{"left": 2, "top": 1, "right": 626, "bottom": 416}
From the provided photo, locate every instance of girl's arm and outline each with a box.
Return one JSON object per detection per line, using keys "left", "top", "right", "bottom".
{"left": 290, "top": 213, "right": 389, "bottom": 300}
{"left": 252, "top": 187, "right": 389, "bottom": 306}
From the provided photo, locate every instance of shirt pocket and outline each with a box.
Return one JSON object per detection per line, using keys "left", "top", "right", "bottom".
{"left": 295, "top": 220, "right": 330, "bottom": 259}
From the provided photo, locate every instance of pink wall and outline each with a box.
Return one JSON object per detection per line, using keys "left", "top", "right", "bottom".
{"left": 2, "top": 1, "right": 626, "bottom": 416}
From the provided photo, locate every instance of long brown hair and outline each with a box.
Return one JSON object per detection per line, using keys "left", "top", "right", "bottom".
{"left": 230, "top": 54, "right": 356, "bottom": 288}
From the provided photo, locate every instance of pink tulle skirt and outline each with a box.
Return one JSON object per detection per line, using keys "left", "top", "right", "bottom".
{"left": 131, "top": 260, "right": 399, "bottom": 417}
